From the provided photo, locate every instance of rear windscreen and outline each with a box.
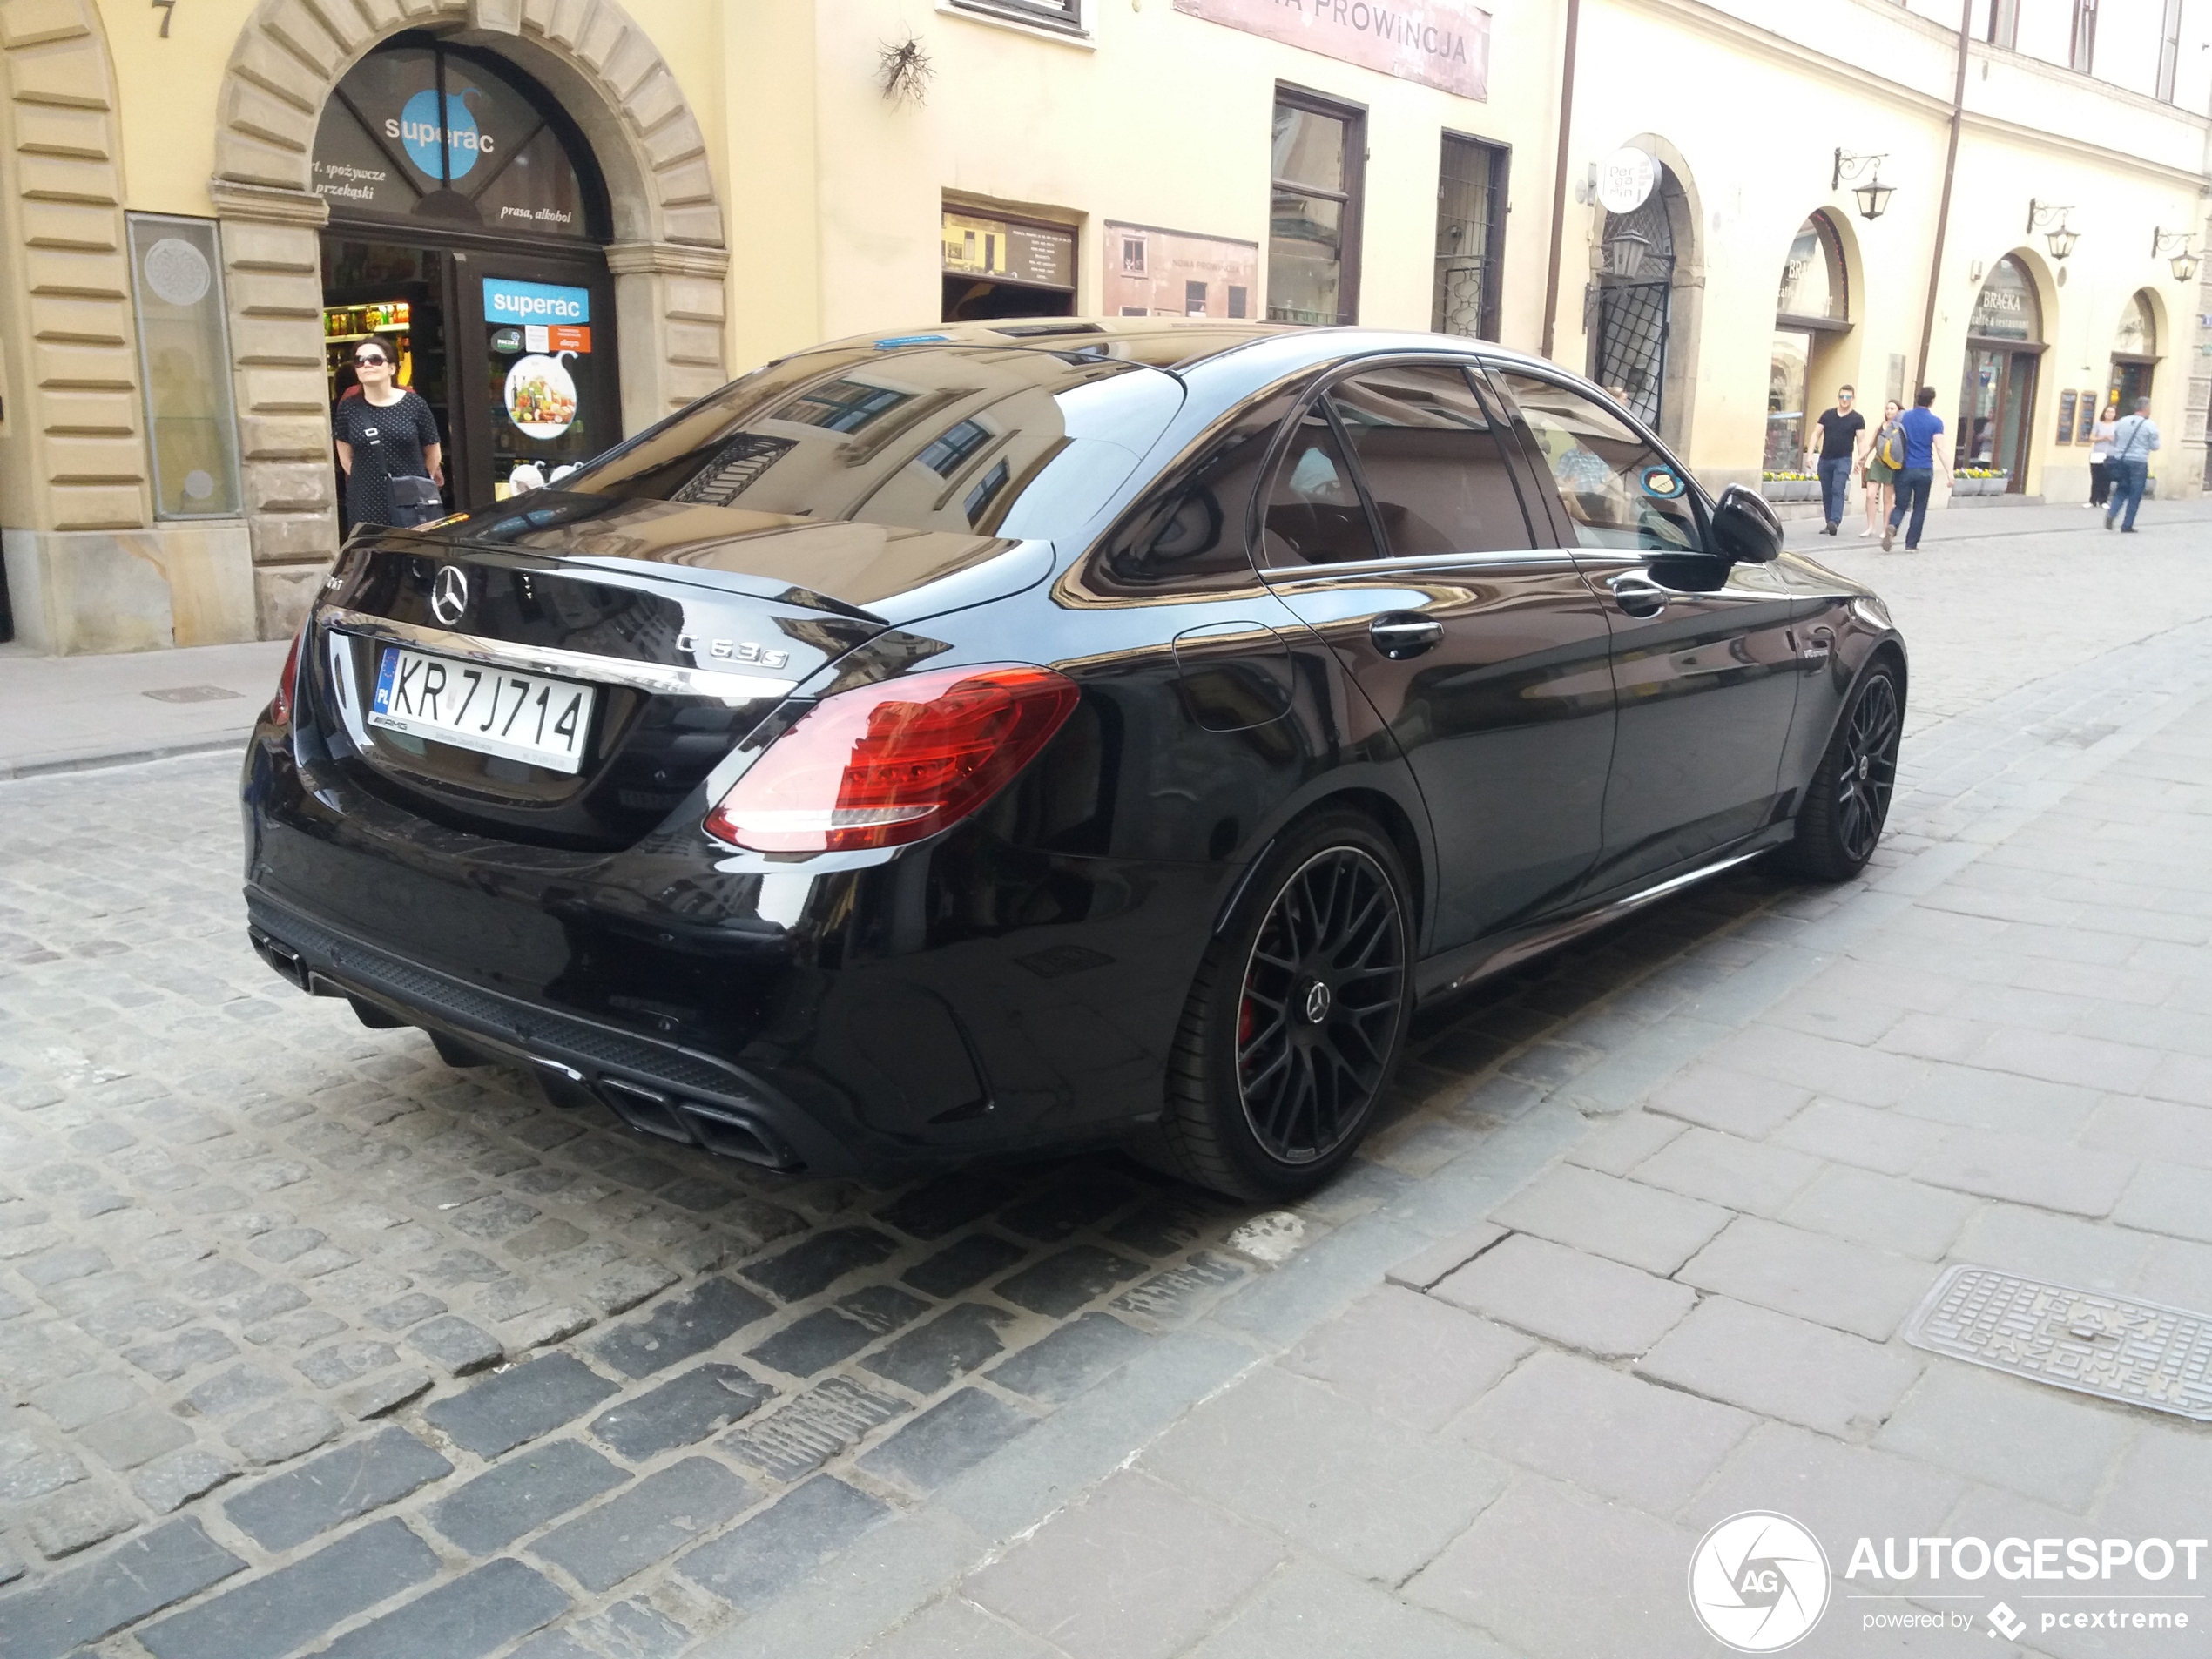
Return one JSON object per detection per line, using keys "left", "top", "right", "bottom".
{"left": 558, "top": 346, "right": 1186, "bottom": 543}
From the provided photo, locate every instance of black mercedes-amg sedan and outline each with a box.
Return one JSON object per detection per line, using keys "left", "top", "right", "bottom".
{"left": 242, "top": 320, "right": 1905, "bottom": 1198}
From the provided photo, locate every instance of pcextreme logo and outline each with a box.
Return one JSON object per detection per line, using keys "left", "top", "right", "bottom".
{"left": 1689, "top": 1512, "right": 1831, "bottom": 1652}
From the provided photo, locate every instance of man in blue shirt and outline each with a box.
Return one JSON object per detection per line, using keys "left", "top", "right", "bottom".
{"left": 1884, "top": 385, "right": 1949, "bottom": 553}
{"left": 2104, "top": 396, "right": 2160, "bottom": 533}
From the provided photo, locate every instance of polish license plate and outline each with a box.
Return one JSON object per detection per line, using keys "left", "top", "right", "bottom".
{"left": 368, "top": 646, "right": 596, "bottom": 773}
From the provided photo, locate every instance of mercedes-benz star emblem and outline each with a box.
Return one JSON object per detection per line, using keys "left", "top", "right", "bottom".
{"left": 430, "top": 565, "right": 469, "bottom": 627}
{"left": 1303, "top": 981, "right": 1332, "bottom": 1024}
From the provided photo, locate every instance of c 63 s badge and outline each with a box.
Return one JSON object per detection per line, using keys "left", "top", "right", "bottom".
{"left": 676, "top": 633, "right": 791, "bottom": 671}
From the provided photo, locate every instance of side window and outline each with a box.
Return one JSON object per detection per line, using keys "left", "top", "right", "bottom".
{"left": 1257, "top": 406, "right": 1380, "bottom": 567}
{"left": 1326, "top": 363, "right": 1533, "bottom": 556}
{"left": 1493, "top": 371, "right": 1700, "bottom": 554}
{"left": 1089, "top": 390, "right": 1299, "bottom": 595}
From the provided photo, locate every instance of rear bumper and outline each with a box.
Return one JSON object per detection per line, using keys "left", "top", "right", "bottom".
{"left": 241, "top": 731, "right": 1231, "bottom": 1179}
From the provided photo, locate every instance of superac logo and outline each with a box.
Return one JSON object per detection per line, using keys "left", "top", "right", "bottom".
{"left": 1848, "top": 1536, "right": 2209, "bottom": 1581}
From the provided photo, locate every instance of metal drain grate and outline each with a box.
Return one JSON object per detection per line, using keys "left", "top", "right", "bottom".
{"left": 1905, "top": 1264, "right": 2212, "bottom": 1420}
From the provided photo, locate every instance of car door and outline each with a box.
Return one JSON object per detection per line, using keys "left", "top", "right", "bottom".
{"left": 1485, "top": 367, "right": 1802, "bottom": 894}
{"left": 1253, "top": 360, "right": 1619, "bottom": 951}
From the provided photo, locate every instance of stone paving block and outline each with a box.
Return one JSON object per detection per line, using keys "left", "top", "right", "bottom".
{"left": 425, "top": 1439, "right": 627, "bottom": 1554}
{"left": 569, "top": 1598, "right": 693, "bottom": 1659}
{"left": 76, "top": 1406, "right": 192, "bottom": 1470}
{"left": 1970, "top": 1027, "right": 2161, "bottom": 1093}
{"left": 984, "top": 1312, "right": 1150, "bottom": 1406}
{"left": 588, "top": 1362, "right": 772, "bottom": 1460}
{"left": 0, "top": 1444, "right": 86, "bottom": 1501}
{"left": 2132, "top": 1235, "right": 2212, "bottom": 1310}
{"left": 747, "top": 1308, "right": 877, "bottom": 1378}
{"left": 423, "top": 1352, "right": 619, "bottom": 1459}
{"left": 1770, "top": 1097, "right": 1950, "bottom": 1177}
{"left": 341, "top": 1367, "right": 432, "bottom": 1420}
{"left": 1490, "top": 1163, "right": 1731, "bottom": 1274}
{"left": 1678, "top": 1217, "right": 1936, "bottom": 1341}
{"left": 1455, "top": 1347, "right": 1750, "bottom": 1514}
{"left": 1148, "top": 1366, "right": 1507, "bottom": 1582}
{"left": 222, "top": 1398, "right": 342, "bottom": 1466}
{"left": 223, "top": 1423, "right": 452, "bottom": 1550}
{"left": 25, "top": 1480, "right": 137, "bottom": 1556}
{"left": 137, "top": 1516, "right": 438, "bottom": 1659}
{"left": 1645, "top": 1063, "right": 1811, "bottom": 1136}
{"left": 1683, "top": 1419, "right": 1965, "bottom": 1549}
{"left": 1429, "top": 1233, "right": 1695, "bottom": 1359}
{"left": 901, "top": 1233, "right": 1028, "bottom": 1299}
{"left": 965, "top": 1471, "right": 1285, "bottom": 1659}
{"left": 723, "top": 1374, "right": 911, "bottom": 1483}
{"left": 405, "top": 1313, "right": 503, "bottom": 1375}
{"left": 1282, "top": 1284, "right": 1532, "bottom": 1432}
{"left": 590, "top": 1277, "right": 772, "bottom": 1379}
{"left": 1109, "top": 1251, "right": 1249, "bottom": 1326}
{"left": 1714, "top": 1025, "right": 1932, "bottom": 1108}
{"left": 852, "top": 1596, "right": 1062, "bottom": 1659}
{"left": 319, "top": 1557, "right": 570, "bottom": 1659}
{"left": 997, "top": 1176, "right": 1140, "bottom": 1244}
{"left": 1873, "top": 1363, "right": 2132, "bottom": 1512}
{"left": 2145, "top": 1051, "right": 2212, "bottom": 1109}
{"left": 530, "top": 1456, "right": 751, "bottom": 1594}
{"left": 679, "top": 1474, "right": 890, "bottom": 1608}
{"left": 875, "top": 1172, "right": 1021, "bottom": 1241}
{"left": 30, "top": 1369, "right": 143, "bottom": 1430}
{"left": 1635, "top": 1295, "right": 1923, "bottom": 1439}
{"left": 2080, "top": 1095, "right": 2212, "bottom": 1170}
{"left": 1631, "top": 1125, "right": 1824, "bottom": 1217}
{"left": 860, "top": 1387, "right": 1034, "bottom": 1494}
{"left": 839, "top": 1285, "right": 928, "bottom": 1337}
{"left": 1188, "top": 1557, "right": 1519, "bottom": 1659}
{"left": 0, "top": 1537, "right": 21, "bottom": 1586}
{"left": 994, "top": 1245, "right": 1147, "bottom": 1317}
{"left": 1403, "top": 1474, "right": 1707, "bottom": 1659}
{"left": 1913, "top": 1128, "right": 2135, "bottom": 1217}
{"left": 1776, "top": 1163, "right": 1976, "bottom": 1261}
{"left": 2092, "top": 1422, "right": 2212, "bottom": 1539}
{"left": 1563, "top": 1111, "right": 1686, "bottom": 1177}
{"left": 2110, "top": 1160, "right": 2212, "bottom": 1244}
{"left": 0, "top": 1517, "right": 245, "bottom": 1659}
{"left": 1383, "top": 1222, "right": 1507, "bottom": 1291}
{"left": 1951, "top": 1203, "right": 2150, "bottom": 1291}
{"left": 586, "top": 1261, "right": 683, "bottom": 1317}
{"left": 1894, "top": 1062, "right": 2102, "bottom": 1138}
{"left": 180, "top": 1365, "right": 287, "bottom": 1417}
{"left": 742, "top": 1227, "right": 901, "bottom": 1301}
{"left": 863, "top": 1303, "right": 1016, "bottom": 1395}
{"left": 364, "top": 1292, "right": 446, "bottom": 1332}
{"left": 132, "top": 1447, "right": 236, "bottom": 1514}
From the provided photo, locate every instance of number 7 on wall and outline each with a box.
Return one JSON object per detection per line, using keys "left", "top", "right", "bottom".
{"left": 152, "top": 0, "right": 174, "bottom": 36}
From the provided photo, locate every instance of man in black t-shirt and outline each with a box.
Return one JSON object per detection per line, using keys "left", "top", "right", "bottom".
{"left": 1808, "top": 386, "right": 1865, "bottom": 536}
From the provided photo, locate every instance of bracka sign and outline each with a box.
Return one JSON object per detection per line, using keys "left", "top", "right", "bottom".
{"left": 1175, "top": 0, "right": 1489, "bottom": 100}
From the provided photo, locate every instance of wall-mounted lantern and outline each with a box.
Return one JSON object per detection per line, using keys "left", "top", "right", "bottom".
{"left": 2152, "top": 227, "right": 2198, "bottom": 283}
{"left": 2027, "top": 199, "right": 2079, "bottom": 261}
{"left": 1831, "top": 150, "right": 1893, "bottom": 221}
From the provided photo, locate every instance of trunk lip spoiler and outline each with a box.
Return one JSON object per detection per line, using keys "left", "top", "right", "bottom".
{"left": 321, "top": 606, "right": 799, "bottom": 705}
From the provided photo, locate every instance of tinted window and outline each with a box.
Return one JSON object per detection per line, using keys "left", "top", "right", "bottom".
{"left": 1326, "top": 364, "right": 1531, "bottom": 556}
{"left": 1089, "top": 389, "right": 1300, "bottom": 596}
{"left": 1257, "top": 407, "right": 1379, "bottom": 567}
{"left": 1493, "top": 372, "right": 1699, "bottom": 554}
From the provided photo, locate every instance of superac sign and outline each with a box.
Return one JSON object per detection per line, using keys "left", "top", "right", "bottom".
{"left": 482, "top": 279, "right": 590, "bottom": 326}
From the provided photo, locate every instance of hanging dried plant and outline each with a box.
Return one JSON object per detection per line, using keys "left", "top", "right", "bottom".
{"left": 878, "top": 35, "right": 933, "bottom": 105}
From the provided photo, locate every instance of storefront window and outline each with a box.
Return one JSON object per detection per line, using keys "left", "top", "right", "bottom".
{"left": 1268, "top": 91, "right": 1364, "bottom": 326}
{"left": 1958, "top": 256, "right": 2043, "bottom": 485}
{"left": 1776, "top": 213, "right": 1845, "bottom": 323}
{"left": 1966, "top": 256, "right": 2038, "bottom": 341}
{"left": 1765, "top": 212, "right": 1845, "bottom": 472}
{"left": 1765, "top": 332, "right": 1809, "bottom": 474}
{"left": 127, "top": 214, "right": 242, "bottom": 519}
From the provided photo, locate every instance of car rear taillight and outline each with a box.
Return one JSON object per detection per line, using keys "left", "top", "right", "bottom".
{"left": 269, "top": 624, "right": 307, "bottom": 727}
{"left": 704, "top": 664, "right": 1079, "bottom": 853}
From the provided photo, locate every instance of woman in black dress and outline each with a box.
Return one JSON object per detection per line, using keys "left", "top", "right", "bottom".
{"left": 333, "top": 343, "right": 443, "bottom": 528}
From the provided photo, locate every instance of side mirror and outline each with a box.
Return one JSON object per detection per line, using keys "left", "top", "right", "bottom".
{"left": 1710, "top": 482, "right": 1784, "bottom": 564}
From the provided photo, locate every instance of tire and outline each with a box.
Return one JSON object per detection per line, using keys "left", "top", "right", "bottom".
{"left": 1784, "top": 661, "right": 1903, "bottom": 882}
{"left": 1145, "top": 811, "right": 1413, "bottom": 1200}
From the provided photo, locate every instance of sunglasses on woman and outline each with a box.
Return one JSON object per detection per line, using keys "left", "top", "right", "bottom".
{"left": 354, "top": 354, "right": 388, "bottom": 368}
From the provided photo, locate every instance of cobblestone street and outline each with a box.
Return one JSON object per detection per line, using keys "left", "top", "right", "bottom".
{"left": 3, "top": 500, "right": 2212, "bottom": 1658}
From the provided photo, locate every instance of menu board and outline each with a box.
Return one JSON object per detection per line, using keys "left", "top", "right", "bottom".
{"left": 2054, "top": 388, "right": 2077, "bottom": 445}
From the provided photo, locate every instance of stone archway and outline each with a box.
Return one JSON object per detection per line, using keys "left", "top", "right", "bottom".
{"left": 208, "top": 0, "right": 731, "bottom": 636}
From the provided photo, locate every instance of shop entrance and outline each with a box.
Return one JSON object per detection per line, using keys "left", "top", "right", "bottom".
{"left": 2108, "top": 289, "right": 2158, "bottom": 416}
{"left": 313, "top": 34, "right": 615, "bottom": 529}
{"left": 1956, "top": 255, "right": 2043, "bottom": 493}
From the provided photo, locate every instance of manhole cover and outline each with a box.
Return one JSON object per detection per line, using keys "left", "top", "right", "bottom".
{"left": 142, "top": 685, "right": 244, "bottom": 703}
{"left": 1905, "top": 1264, "right": 2212, "bottom": 1420}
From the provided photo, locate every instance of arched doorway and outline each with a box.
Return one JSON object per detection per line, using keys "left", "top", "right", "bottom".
{"left": 2107, "top": 290, "right": 2158, "bottom": 415}
{"left": 1589, "top": 165, "right": 1680, "bottom": 430}
{"left": 1957, "top": 255, "right": 2044, "bottom": 490}
{"left": 1765, "top": 212, "right": 1851, "bottom": 472}
{"left": 314, "top": 35, "right": 616, "bottom": 525}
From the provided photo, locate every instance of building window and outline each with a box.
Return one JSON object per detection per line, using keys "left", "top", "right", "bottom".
{"left": 951, "top": 0, "right": 1081, "bottom": 31}
{"left": 2069, "top": 0, "right": 2096, "bottom": 72}
{"left": 1433, "top": 132, "right": 1509, "bottom": 341}
{"left": 2158, "top": 0, "right": 2183, "bottom": 99}
{"left": 1767, "top": 212, "right": 1851, "bottom": 473}
{"left": 1268, "top": 88, "right": 1364, "bottom": 327}
{"left": 128, "top": 214, "right": 244, "bottom": 519}
{"left": 1986, "top": 0, "right": 2018, "bottom": 47}
{"left": 1122, "top": 237, "right": 1146, "bottom": 274}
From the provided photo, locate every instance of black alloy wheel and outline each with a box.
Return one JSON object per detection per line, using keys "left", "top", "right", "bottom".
{"left": 1147, "top": 812, "right": 1412, "bottom": 1198}
{"left": 1787, "top": 663, "right": 1903, "bottom": 881}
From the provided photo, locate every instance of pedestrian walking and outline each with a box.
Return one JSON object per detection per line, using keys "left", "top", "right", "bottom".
{"left": 1860, "top": 397, "right": 1902, "bottom": 537}
{"left": 1807, "top": 385, "right": 1863, "bottom": 536}
{"left": 2085, "top": 401, "right": 2118, "bottom": 509}
{"left": 2103, "top": 395, "right": 2159, "bottom": 534}
{"left": 1882, "top": 385, "right": 1946, "bottom": 552}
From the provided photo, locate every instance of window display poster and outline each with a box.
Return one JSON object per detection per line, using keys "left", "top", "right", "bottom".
{"left": 1104, "top": 223, "right": 1259, "bottom": 320}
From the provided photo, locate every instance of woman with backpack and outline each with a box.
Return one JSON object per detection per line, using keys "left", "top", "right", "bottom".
{"left": 1861, "top": 398, "right": 1903, "bottom": 537}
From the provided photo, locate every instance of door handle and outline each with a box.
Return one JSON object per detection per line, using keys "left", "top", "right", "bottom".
{"left": 1608, "top": 572, "right": 1669, "bottom": 617}
{"left": 1369, "top": 613, "right": 1443, "bottom": 659}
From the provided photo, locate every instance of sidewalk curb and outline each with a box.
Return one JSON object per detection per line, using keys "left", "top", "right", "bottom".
{"left": 0, "top": 733, "right": 248, "bottom": 784}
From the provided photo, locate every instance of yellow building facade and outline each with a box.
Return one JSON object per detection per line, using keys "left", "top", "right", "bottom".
{"left": 0, "top": 0, "right": 2204, "bottom": 653}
